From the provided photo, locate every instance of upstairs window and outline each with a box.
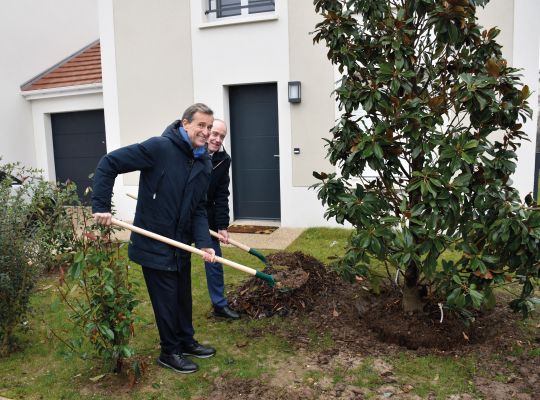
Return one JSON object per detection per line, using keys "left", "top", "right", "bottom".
{"left": 206, "top": 0, "right": 275, "bottom": 19}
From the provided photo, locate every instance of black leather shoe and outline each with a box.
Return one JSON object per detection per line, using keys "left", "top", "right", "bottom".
{"left": 182, "top": 341, "right": 216, "bottom": 359}
{"left": 157, "top": 352, "right": 198, "bottom": 374}
{"left": 213, "top": 305, "right": 240, "bottom": 320}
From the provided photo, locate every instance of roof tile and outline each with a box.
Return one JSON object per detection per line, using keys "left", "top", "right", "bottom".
{"left": 21, "top": 41, "right": 101, "bottom": 91}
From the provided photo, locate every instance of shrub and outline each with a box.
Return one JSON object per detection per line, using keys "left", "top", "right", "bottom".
{"left": 57, "top": 207, "right": 141, "bottom": 374}
{"left": 0, "top": 162, "right": 142, "bottom": 379}
{"left": 0, "top": 163, "right": 76, "bottom": 354}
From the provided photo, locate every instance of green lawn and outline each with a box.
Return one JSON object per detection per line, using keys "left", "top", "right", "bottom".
{"left": 0, "top": 228, "right": 537, "bottom": 399}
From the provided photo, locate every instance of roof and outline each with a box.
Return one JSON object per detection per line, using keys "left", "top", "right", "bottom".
{"left": 21, "top": 40, "right": 101, "bottom": 92}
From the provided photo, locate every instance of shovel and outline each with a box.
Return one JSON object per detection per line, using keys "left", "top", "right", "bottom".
{"left": 126, "top": 193, "right": 268, "bottom": 266}
{"left": 111, "top": 218, "right": 276, "bottom": 287}
{"left": 208, "top": 230, "right": 268, "bottom": 266}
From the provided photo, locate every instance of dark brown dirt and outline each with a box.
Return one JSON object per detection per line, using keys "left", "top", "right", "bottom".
{"left": 230, "top": 251, "right": 530, "bottom": 352}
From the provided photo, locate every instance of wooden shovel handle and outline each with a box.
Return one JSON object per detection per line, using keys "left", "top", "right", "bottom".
{"left": 127, "top": 193, "right": 252, "bottom": 253}
{"left": 111, "top": 218, "right": 257, "bottom": 276}
{"left": 209, "top": 229, "right": 250, "bottom": 252}
{"left": 125, "top": 193, "right": 263, "bottom": 262}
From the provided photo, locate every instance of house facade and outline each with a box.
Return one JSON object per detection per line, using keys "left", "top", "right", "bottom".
{"left": 13, "top": 0, "right": 540, "bottom": 227}
{"left": 96, "top": 0, "right": 337, "bottom": 226}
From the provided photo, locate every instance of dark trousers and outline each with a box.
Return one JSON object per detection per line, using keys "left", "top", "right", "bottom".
{"left": 204, "top": 237, "right": 227, "bottom": 308}
{"left": 142, "top": 262, "right": 195, "bottom": 355}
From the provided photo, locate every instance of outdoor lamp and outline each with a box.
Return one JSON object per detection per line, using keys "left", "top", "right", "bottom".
{"left": 288, "top": 81, "right": 301, "bottom": 103}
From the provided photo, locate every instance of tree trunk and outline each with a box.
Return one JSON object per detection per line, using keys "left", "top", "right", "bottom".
{"left": 402, "top": 265, "right": 423, "bottom": 313}
{"left": 1, "top": 328, "right": 11, "bottom": 356}
{"left": 402, "top": 285, "right": 424, "bottom": 313}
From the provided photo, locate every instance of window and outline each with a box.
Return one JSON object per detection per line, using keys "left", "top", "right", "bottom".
{"left": 248, "top": 0, "right": 275, "bottom": 14}
{"left": 217, "top": 0, "right": 240, "bottom": 18}
{"left": 206, "top": 0, "right": 275, "bottom": 19}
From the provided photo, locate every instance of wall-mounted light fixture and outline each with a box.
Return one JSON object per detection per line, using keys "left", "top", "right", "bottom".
{"left": 288, "top": 81, "right": 301, "bottom": 103}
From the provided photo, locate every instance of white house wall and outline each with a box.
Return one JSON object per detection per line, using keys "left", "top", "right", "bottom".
{"left": 510, "top": 0, "right": 539, "bottom": 198}
{"left": 476, "top": 0, "right": 514, "bottom": 65}
{"left": 190, "top": 0, "right": 285, "bottom": 223}
{"left": 477, "top": 0, "right": 539, "bottom": 198}
{"left": 0, "top": 0, "right": 98, "bottom": 168}
{"left": 189, "top": 0, "right": 339, "bottom": 227}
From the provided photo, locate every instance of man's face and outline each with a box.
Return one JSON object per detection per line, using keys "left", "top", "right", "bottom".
{"left": 182, "top": 112, "right": 213, "bottom": 148}
{"left": 207, "top": 120, "right": 227, "bottom": 153}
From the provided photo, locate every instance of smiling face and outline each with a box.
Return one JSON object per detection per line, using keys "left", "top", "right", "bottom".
{"left": 182, "top": 112, "right": 214, "bottom": 148}
{"left": 207, "top": 120, "right": 227, "bottom": 153}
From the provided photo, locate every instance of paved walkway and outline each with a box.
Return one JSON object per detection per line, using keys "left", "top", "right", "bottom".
{"left": 113, "top": 225, "right": 304, "bottom": 250}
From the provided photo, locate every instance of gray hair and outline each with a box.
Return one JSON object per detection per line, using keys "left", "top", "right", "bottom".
{"left": 182, "top": 103, "right": 213, "bottom": 122}
{"left": 213, "top": 118, "right": 228, "bottom": 133}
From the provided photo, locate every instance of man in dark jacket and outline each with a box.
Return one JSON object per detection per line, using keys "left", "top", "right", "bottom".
{"left": 92, "top": 103, "right": 217, "bottom": 374}
{"left": 204, "top": 119, "right": 240, "bottom": 320}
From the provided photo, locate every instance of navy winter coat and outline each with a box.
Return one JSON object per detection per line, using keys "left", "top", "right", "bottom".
{"left": 92, "top": 121, "right": 212, "bottom": 271}
{"left": 206, "top": 149, "right": 231, "bottom": 231}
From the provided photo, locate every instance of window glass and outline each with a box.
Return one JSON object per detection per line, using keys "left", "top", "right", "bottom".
{"left": 218, "top": 0, "right": 241, "bottom": 18}
{"left": 248, "top": 0, "right": 275, "bottom": 14}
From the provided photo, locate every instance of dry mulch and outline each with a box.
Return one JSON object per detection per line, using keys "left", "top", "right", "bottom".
{"left": 229, "top": 252, "right": 341, "bottom": 318}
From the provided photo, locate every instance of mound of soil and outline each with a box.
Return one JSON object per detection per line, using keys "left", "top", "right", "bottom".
{"left": 229, "top": 251, "right": 342, "bottom": 319}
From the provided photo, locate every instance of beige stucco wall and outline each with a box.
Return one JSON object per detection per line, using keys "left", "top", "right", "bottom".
{"left": 288, "top": 1, "right": 334, "bottom": 187}
{"left": 112, "top": 0, "right": 194, "bottom": 185}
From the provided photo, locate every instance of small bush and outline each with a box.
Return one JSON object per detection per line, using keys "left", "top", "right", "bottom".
{"left": 0, "top": 163, "right": 76, "bottom": 355}
{"left": 0, "top": 162, "right": 142, "bottom": 379}
{"left": 57, "top": 207, "right": 141, "bottom": 375}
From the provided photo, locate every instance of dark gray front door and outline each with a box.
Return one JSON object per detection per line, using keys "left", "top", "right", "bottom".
{"left": 51, "top": 110, "right": 106, "bottom": 202}
{"left": 230, "top": 83, "right": 280, "bottom": 220}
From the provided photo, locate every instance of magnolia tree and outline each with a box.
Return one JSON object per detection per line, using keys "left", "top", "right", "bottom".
{"left": 312, "top": 0, "right": 539, "bottom": 317}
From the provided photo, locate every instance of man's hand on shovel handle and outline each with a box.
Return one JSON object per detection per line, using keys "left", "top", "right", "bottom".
{"left": 93, "top": 212, "right": 113, "bottom": 226}
{"left": 218, "top": 229, "right": 229, "bottom": 244}
{"left": 201, "top": 248, "right": 216, "bottom": 263}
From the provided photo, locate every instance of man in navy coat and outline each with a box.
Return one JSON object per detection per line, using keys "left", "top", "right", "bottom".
{"left": 92, "top": 103, "right": 217, "bottom": 374}
{"left": 204, "top": 119, "right": 240, "bottom": 320}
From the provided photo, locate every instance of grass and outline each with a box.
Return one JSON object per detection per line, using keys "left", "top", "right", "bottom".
{"left": 0, "top": 227, "right": 537, "bottom": 399}
{"left": 391, "top": 353, "right": 478, "bottom": 399}
{"left": 286, "top": 227, "right": 352, "bottom": 264}
{"left": 349, "top": 358, "right": 386, "bottom": 389}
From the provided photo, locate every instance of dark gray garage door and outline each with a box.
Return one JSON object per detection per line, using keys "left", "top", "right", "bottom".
{"left": 229, "top": 83, "right": 280, "bottom": 220}
{"left": 51, "top": 110, "right": 106, "bottom": 202}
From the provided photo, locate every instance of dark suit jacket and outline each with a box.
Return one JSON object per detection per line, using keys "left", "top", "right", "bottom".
{"left": 92, "top": 120, "right": 212, "bottom": 271}
{"left": 206, "top": 149, "right": 231, "bottom": 231}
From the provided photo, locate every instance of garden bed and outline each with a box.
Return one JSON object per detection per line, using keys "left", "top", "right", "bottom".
{"left": 226, "top": 251, "right": 540, "bottom": 399}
